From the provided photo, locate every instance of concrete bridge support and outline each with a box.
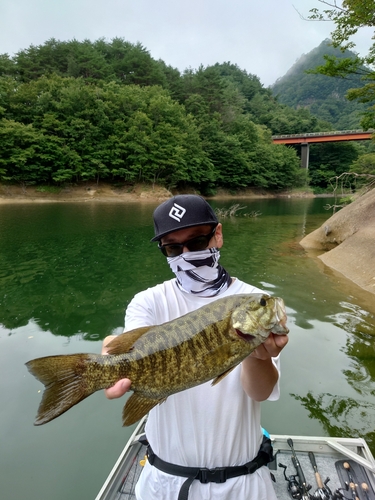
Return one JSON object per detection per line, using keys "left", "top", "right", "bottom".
{"left": 300, "top": 142, "right": 310, "bottom": 169}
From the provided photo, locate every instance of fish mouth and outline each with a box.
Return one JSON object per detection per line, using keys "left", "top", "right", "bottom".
{"left": 275, "top": 310, "right": 289, "bottom": 333}
{"left": 269, "top": 299, "right": 289, "bottom": 334}
{"left": 235, "top": 329, "right": 256, "bottom": 342}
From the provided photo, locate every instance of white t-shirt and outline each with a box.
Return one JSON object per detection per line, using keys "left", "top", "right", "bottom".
{"left": 125, "top": 278, "right": 280, "bottom": 500}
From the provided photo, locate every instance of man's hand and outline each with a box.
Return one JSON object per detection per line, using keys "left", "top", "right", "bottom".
{"left": 102, "top": 335, "right": 131, "bottom": 399}
{"left": 250, "top": 332, "right": 289, "bottom": 360}
{"left": 241, "top": 332, "right": 289, "bottom": 401}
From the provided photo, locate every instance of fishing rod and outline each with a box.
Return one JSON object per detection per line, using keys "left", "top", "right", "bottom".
{"left": 343, "top": 462, "right": 360, "bottom": 500}
{"left": 279, "top": 462, "right": 304, "bottom": 499}
{"left": 361, "top": 482, "right": 371, "bottom": 500}
{"left": 308, "top": 451, "right": 332, "bottom": 500}
{"left": 287, "top": 438, "right": 313, "bottom": 499}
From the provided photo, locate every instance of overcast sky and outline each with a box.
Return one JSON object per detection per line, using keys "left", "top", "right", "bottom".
{"left": 0, "top": 0, "right": 371, "bottom": 86}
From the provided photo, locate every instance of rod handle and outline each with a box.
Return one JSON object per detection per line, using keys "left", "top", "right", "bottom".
{"left": 362, "top": 483, "right": 371, "bottom": 500}
{"left": 308, "top": 452, "right": 324, "bottom": 489}
{"left": 315, "top": 472, "right": 324, "bottom": 489}
{"left": 349, "top": 482, "right": 360, "bottom": 500}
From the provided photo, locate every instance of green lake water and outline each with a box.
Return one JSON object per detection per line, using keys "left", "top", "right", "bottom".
{"left": 1, "top": 197, "right": 375, "bottom": 500}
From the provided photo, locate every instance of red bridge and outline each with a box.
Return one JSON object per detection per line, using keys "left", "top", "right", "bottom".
{"left": 272, "top": 129, "right": 374, "bottom": 168}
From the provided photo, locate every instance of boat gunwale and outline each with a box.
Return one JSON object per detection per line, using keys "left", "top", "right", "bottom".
{"left": 271, "top": 435, "right": 375, "bottom": 473}
{"left": 95, "top": 416, "right": 147, "bottom": 500}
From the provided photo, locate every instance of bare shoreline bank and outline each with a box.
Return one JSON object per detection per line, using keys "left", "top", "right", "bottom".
{"left": 0, "top": 182, "right": 323, "bottom": 204}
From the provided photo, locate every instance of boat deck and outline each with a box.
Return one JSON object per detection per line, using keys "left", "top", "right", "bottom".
{"left": 96, "top": 418, "right": 375, "bottom": 500}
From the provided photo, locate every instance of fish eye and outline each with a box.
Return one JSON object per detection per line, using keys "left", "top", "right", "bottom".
{"left": 260, "top": 297, "right": 267, "bottom": 307}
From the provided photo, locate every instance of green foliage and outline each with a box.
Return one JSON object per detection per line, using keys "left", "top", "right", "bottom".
{"left": 272, "top": 40, "right": 366, "bottom": 129}
{"left": 308, "top": 141, "right": 360, "bottom": 189}
{"left": 0, "top": 36, "right": 349, "bottom": 192}
{"left": 0, "top": 76, "right": 214, "bottom": 187}
{"left": 36, "top": 185, "right": 62, "bottom": 193}
{"left": 308, "top": 1, "right": 375, "bottom": 54}
{"left": 351, "top": 152, "right": 375, "bottom": 175}
{"left": 339, "top": 195, "right": 354, "bottom": 205}
{"left": 7, "top": 38, "right": 168, "bottom": 87}
{"left": 270, "top": 33, "right": 375, "bottom": 191}
{"left": 307, "top": 1, "right": 375, "bottom": 128}
{"left": 0, "top": 119, "right": 52, "bottom": 184}
{"left": 0, "top": 54, "right": 15, "bottom": 77}
{"left": 348, "top": 152, "right": 375, "bottom": 190}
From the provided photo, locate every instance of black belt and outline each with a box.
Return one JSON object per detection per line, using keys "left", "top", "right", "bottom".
{"left": 146, "top": 435, "right": 274, "bottom": 500}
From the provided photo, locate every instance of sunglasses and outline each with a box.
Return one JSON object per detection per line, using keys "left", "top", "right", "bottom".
{"left": 158, "top": 227, "right": 217, "bottom": 257}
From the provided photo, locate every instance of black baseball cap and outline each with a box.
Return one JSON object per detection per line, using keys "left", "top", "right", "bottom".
{"left": 151, "top": 195, "right": 218, "bottom": 242}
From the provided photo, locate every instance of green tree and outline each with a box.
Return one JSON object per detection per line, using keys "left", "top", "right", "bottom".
{"left": 351, "top": 152, "right": 375, "bottom": 175}
{"left": 308, "top": 1, "right": 375, "bottom": 127}
{"left": 8, "top": 38, "right": 168, "bottom": 87}
{"left": 0, "top": 54, "right": 15, "bottom": 77}
{"left": 350, "top": 152, "right": 375, "bottom": 188}
{"left": 101, "top": 38, "right": 167, "bottom": 87}
{"left": 308, "top": 141, "right": 360, "bottom": 189}
{"left": 214, "top": 62, "right": 264, "bottom": 103}
{"left": 272, "top": 39, "right": 366, "bottom": 129}
{"left": 0, "top": 37, "right": 332, "bottom": 193}
{"left": 0, "top": 119, "right": 56, "bottom": 184}
{"left": 0, "top": 74, "right": 213, "bottom": 188}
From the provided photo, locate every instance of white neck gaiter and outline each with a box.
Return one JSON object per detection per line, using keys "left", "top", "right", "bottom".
{"left": 167, "top": 248, "right": 232, "bottom": 297}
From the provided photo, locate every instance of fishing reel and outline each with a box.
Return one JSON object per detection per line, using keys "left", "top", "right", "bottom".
{"left": 331, "top": 488, "right": 349, "bottom": 500}
{"left": 312, "top": 476, "right": 332, "bottom": 500}
{"left": 279, "top": 462, "right": 304, "bottom": 499}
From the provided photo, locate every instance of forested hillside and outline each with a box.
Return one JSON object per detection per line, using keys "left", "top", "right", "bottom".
{"left": 0, "top": 38, "right": 366, "bottom": 193}
{"left": 272, "top": 40, "right": 366, "bottom": 130}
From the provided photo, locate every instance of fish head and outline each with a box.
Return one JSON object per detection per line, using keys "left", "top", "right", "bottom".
{"left": 231, "top": 294, "right": 288, "bottom": 344}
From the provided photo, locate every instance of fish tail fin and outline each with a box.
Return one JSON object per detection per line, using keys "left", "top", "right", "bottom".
{"left": 26, "top": 353, "right": 100, "bottom": 426}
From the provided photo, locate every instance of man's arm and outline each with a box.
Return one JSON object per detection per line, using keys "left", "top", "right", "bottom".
{"left": 240, "top": 333, "right": 288, "bottom": 401}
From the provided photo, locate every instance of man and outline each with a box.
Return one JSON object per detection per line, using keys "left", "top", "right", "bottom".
{"left": 102, "top": 194, "right": 288, "bottom": 500}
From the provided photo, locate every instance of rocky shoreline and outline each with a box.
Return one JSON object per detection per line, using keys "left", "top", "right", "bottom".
{"left": 300, "top": 187, "right": 375, "bottom": 296}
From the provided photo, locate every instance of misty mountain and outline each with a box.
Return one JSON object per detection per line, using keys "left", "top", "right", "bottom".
{"left": 271, "top": 40, "right": 366, "bottom": 130}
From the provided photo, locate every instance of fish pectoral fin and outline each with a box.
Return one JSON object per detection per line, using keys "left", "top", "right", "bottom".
{"left": 122, "top": 393, "right": 163, "bottom": 426}
{"left": 106, "top": 327, "right": 151, "bottom": 355}
{"left": 211, "top": 366, "right": 236, "bottom": 386}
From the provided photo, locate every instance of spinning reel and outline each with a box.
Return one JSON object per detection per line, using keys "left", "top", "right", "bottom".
{"left": 279, "top": 462, "right": 310, "bottom": 499}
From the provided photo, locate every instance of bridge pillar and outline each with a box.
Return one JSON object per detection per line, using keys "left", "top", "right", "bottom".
{"left": 300, "top": 142, "right": 309, "bottom": 169}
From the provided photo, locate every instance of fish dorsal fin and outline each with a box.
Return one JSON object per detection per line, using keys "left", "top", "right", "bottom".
{"left": 211, "top": 366, "right": 236, "bottom": 386}
{"left": 122, "top": 393, "right": 165, "bottom": 426}
{"left": 106, "top": 327, "right": 151, "bottom": 355}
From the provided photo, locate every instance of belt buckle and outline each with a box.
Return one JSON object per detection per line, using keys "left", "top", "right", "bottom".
{"left": 199, "top": 467, "right": 227, "bottom": 484}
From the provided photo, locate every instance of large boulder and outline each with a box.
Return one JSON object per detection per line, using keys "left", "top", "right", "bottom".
{"left": 300, "top": 188, "right": 375, "bottom": 295}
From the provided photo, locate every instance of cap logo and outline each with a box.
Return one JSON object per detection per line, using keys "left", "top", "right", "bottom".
{"left": 168, "top": 203, "right": 186, "bottom": 222}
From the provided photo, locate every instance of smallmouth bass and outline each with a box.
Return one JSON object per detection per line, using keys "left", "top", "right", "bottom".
{"left": 26, "top": 293, "right": 288, "bottom": 426}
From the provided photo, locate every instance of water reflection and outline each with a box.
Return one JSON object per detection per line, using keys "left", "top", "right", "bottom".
{"left": 0, "top": 203, "right": 169, "bottom": 337}
{"left": 329, "top": 301, "right": 375, "bottom": 337}
{"left": 292, "top": 391, "right": 375, "bottom": 451}
{"left": 290, "top": 297, "right": 375, "bottom": 451}
{"left": 1, "top": 198, "right": 375, "bottom": 500}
